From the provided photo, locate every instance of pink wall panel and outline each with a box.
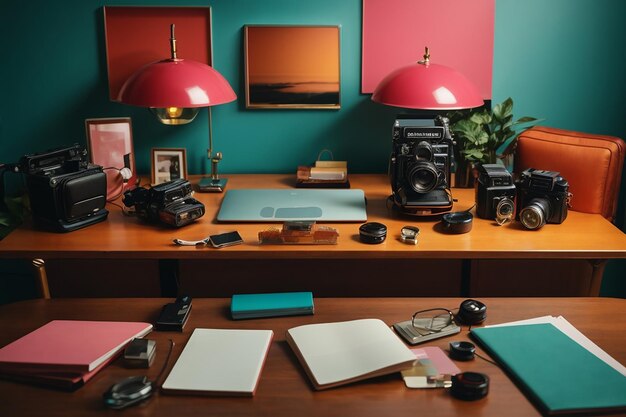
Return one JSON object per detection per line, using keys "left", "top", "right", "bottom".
{"left": 361, "top": 0, "right": 494, "bottom": 98}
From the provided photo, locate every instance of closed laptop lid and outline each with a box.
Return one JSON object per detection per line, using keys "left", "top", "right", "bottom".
{"left": 217, "top": 189, "right": 367, "bottom": 222}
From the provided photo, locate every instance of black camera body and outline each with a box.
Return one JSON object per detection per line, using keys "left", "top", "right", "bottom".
{"left": 389, "top": 115, "right": 454, "bottom": 215}
{"left": 475, "top": 164, "right": 516, "bottom": 225}
{"left": 516, "top": 168, "right": 570, "bottom": 230}
{"left": 16, "top": 144, "right": 108, "bottom": 232}
{"left": 123, "top": 179, "right": 205, "bottom": 227}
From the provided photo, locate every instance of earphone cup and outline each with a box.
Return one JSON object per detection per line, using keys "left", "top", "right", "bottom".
{"left": 457, "top": 299, "right": 487, "bottom": 325}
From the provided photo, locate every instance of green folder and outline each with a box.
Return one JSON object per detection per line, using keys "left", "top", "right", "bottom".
{"left": 231, "top": 292, "right": 314, "bottom": 320}
{"left": 471, "top": 323, "right": 626, "bottom": 415}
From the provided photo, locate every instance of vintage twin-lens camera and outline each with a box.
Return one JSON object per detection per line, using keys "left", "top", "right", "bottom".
{"left": 516, "top": 168, "right": 570, "bottom": 230}
{"left": 15, "top": 144, "right": 108, "bottom": 232}
{"left": 122, "top": 179, "right": 205, "bottom": 227}
{"left": 389, "top": 115, "right": 454, "bottom": 215}
{"left": 475, "top": 164, "right": 516, "bottom": 225}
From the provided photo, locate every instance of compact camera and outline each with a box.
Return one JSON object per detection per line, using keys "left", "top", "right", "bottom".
{"left": 122, "top": 179, "right": 205, "bottom": 227}
{"left": 15, "top": 144, "right": 108, "bottom": 232}
{"left": 516, "top": 168, "right": 570, "bottom": 230}
{"left": 389, "top": 115, "right": 454, "bottom": 215}
{"left": 475, "top": 164, "right": 516, "bottom": 225}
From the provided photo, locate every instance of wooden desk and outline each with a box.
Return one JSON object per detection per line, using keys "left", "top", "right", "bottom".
{"left": 0, "top": 297, "right": 624, "bottom": 417}
{"left": 1, "top": 175, "right": 625, "bottom": 296}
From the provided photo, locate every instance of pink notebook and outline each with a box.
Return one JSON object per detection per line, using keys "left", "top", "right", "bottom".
{"left": 0, "top": 320, "right": 153, "bottom": 373}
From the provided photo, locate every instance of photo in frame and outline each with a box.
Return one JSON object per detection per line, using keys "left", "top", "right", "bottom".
{"left": 244, "top": 25, "right": 341, "bottom": 109}
{"left": 85, "top": 118, "right": 137, "bottom": 200}
{"left": 151, "top": 148, "right": 187, "bottom": 185}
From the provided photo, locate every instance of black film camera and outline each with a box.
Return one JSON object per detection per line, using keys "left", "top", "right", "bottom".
{"left": 15, "top": 144, "right": 108, "bottom": 232}
{"left": 475, "top": 164, "right": 516, "bottom": 225}
{"left": 122, "top": 179, "right": 205, "bottom": 227}
{"left": 516, "top": 168, "right": 570, "bottom": 230}
{"left": 389, "top": 115, "right": 454, "bottom": 215}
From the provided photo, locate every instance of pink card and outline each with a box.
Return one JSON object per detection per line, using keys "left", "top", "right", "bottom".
{"left": 411, "top": 346, "right": 461, "bottom": 375}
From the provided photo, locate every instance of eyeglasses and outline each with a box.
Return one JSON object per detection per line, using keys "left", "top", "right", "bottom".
{"left": 411, "top": 308, "right": 456, "bottom": 336}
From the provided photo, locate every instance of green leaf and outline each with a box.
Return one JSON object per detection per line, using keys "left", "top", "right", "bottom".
{"left": 513, "top": 116, "right": 539, "bottom": 125}
{"left": 469, "top": 111, "right": 491, "bottom": 125}
{"left": 493, "top": 97, "right": 514, "bottom": 122}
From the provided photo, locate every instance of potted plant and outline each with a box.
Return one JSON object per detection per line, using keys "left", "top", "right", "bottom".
{"left": 447, "top": 97, "right": 540, "bottom": 186}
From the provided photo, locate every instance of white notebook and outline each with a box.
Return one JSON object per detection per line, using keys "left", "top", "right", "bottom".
{"left": 162, "top": 328, "right": 273, "bottom": 396}
{"left": 286, "top": 318, "right": 416, "bottom": 390}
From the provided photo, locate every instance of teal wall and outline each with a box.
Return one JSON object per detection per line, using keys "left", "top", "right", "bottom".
{"left": 1, "top": 0, "right": 625, "bottom": 298}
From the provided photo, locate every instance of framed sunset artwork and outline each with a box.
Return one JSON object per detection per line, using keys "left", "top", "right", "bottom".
{"left": 244, "top": 25, "right": 341, "bottom": 109}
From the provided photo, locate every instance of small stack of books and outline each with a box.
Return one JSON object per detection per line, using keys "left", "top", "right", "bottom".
{"left": 0, "top": 320, "right": 153, "bottom": 390}
{"left": 296, "top": 160, "right": 349, "bottom": 188}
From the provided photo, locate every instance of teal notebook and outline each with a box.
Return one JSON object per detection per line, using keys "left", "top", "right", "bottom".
{"left": 471, "top": 323, "right": 626, "bottom": 415}
{"left": 231, "top": 292, "right": 314, "bottom": 320}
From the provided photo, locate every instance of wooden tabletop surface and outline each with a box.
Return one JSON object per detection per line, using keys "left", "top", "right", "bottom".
{"left": 1, "top": 174, "right": 625, "bottom": 260}
{"left": 0, "top": 297, "right": 624, "bottom": 417}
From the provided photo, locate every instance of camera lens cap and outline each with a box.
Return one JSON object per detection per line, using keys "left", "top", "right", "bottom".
{"left": 359, "top": 222, "right": 387, "bottom": 244}
{"left": 449, "top": 341, "right": 476, "bottom": 361}
{"left": 441, "top": 211, "right": 473, "bottom": 234}
{"left": 457, "top": 299, "right": 487, "bottom": 325}
{"left": 451, "top": 372, "right": 489, "bottom": 401}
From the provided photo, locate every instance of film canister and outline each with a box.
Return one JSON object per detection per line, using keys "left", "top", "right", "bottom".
{"left": 450, "top": 372, "right": 489, "bottom": 401}
{"left": 359, "top": 222, "right": 387, "bottom": 244}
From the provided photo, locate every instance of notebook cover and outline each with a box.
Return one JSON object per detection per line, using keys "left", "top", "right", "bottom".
{"left": 162, "top": 328, "right": 274, "bottom": 396}
{"left": 231, "top": 292, "right": 314, "bottom": 319}
{"left": 471, "top": 323, "right": 626, "bottom": 415}
{"left": 0, "top": 320, "right": 153, "bottom": 373}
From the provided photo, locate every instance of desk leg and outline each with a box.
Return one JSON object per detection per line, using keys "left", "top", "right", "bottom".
{"left": 587, "top": 259, "right": 607, "bottom": 296}
{"left": 159, "top": 259, "right": 179, "bottom": 297}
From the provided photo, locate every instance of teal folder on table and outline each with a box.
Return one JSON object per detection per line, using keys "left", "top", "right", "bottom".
{"left": 231, "top": 292, "right": 314, "bottom": 320}
{"left": 471, "top": 323, "right": 626, "bottom": 415}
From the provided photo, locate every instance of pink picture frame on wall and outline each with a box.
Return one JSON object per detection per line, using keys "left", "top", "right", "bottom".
{"left": 361, "top": 0, "right": 495, "bottom": 99}
{"left": 85, "top": 118, "right": 137, "bottom": 201}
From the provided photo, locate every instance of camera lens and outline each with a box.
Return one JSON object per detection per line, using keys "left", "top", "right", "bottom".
{"left": 414, "top": 141, "right": 433, "bottom": 160}
{"left": 495, "top": 198, "right": 514, "bottom": 226}
{"left": 520, "top": 198, "right": 550, "bottom": 230}
{"left": 407, "top": 161, "right": 439, "bottom": 193}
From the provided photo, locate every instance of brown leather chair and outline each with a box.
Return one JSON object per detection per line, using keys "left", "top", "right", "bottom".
{"left": 515, "top": 126, "right": 625, "bottom": 222}
{"left": 471, "top": 126, "right": 625, "bottom": 297}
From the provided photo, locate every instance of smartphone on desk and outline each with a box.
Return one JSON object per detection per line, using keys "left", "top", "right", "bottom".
{"left": 210, "top": 231, "right": 244, "bottom": 248}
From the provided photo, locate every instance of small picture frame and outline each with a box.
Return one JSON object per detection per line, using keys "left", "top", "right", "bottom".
{"left": 151, "top": 148, "right": 187, "bottom": 185}
{"left": 85, "top": 117, "right": 137, "bottom": 200}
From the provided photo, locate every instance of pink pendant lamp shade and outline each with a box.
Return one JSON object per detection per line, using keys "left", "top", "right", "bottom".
{"left": 372, "top": 48, "right": 483, "bottom": 110}
{"left": 117, "top": 24, "right": 236, "bottom": 126}
{"left": 118, "top": 58, "right": 236, "bottom": 108}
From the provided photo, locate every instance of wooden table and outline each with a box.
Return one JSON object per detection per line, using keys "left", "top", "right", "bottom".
{"left": 0, "top": 297, "right": 624, "bottom": 417}
{"left": 1, "top": 174, "right": 625, "bottom": 296}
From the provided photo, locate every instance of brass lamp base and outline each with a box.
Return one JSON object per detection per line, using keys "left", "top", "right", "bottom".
{"left": 198, "top": 177, "right": 228, "bottom": 193}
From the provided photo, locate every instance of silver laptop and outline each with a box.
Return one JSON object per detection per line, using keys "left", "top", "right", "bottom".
{"left": 216, "top": 189, "right": 367, "bottom": 222}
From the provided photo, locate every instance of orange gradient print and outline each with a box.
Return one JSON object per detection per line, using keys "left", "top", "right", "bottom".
{"left": 245, "top": 26, "right": 340, "bottom": 108}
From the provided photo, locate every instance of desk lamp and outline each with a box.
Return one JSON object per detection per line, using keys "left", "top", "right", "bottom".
{"left": 118, "top": 24, "right": 236, "bottom": 192}
{"left": 371, "top": 47, "right": 483, "bottom": 215}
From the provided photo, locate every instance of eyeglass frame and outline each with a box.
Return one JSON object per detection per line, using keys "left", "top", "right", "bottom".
{"left": 410, "top": 308, "right": 456, "bottom": 336}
